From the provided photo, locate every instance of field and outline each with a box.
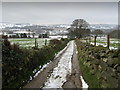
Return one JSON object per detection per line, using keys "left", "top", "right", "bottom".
{"left": 8, "top": 38, "right": 51, "bottom": 48}
{"left": 81, "top": 36, "right": 120, "bottom": 50}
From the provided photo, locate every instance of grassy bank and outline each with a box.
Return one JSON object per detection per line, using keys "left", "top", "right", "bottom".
{"left": 76, "top": 39, "right": 101, "bottom": 88}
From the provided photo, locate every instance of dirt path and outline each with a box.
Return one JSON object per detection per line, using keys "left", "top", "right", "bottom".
{"left": 23, "top": 41, "right": 82, "bottom": 88}
{"left": 62, "top": 42, "right": 82, "bottom": 89}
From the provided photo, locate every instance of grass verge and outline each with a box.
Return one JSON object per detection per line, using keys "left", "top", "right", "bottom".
{"left": 76, "top": 39, "right": 101, "bottom": 88}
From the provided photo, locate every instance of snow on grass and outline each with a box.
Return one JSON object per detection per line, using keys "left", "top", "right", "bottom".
{"left": 27, "top": 61, "right": 52, "bottom": 83}
{"left": 8, "top": 38, "right": 50, "bottom": 48}
{"left": 89, "top": 37, "right": 120, "bottom": 49}
{"left": 80, "top": 76, "right": 88, "bottom": 89}
{"left": 43, "top": 41, "right": 74, "bottom": 88}
{"left": 90, "top": 42, "right": 118, "bottom": 50}
{"left": 33, "top": 61, "right": 52, "bottom": 78}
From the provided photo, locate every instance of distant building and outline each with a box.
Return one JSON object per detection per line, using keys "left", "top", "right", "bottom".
{"left": 13, "top": 30, "right": 35, "bottom": 38}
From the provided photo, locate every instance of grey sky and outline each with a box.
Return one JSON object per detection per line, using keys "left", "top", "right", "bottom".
{"left": 2, "top": 2, "right": 118, "bottom": 24}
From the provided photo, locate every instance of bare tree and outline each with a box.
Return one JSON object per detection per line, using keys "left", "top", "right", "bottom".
{"left": 71, "top": 19, "right": 89, "bottom": 29}
{"left": 68, "top": 19, "right": 90, "bottom": 38}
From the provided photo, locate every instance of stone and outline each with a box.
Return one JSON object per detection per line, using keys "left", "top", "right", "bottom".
{"left": 100, "top": 71, "right": 108, "bottom": 80}
{"left": 85, "top": 61, "right": 91, "bottom": 67}
{"left": 101, "top": 80, "right": 110, "bottom": 88}
{"left": 106, "top": 75, "right": 118, "bottom": 88}
{"left": 110, "top": 52, "right": 118, "bottom": 58}
{"left": 100, "top": 61, "right": 107, "bottom": 71}
{"left": 117, "top": 66, "right": 120, "bottom": 72}
{"left": 106, "top": 67, "right": 116, "bottom": 77}
{"left": 117, "top": 73, "right": 120, "bottom": 79}
{"left": 106, "top": 49, "right": 110, "bottom": 54}
{"left": 107, "top": 56, "right": 114, "bottom": 66}
{"left": 91, "top": 59, "right": 100, "bottom": 65}
{"left": 112, "top": 58, "right": 120, "bottom": 65}
{"left": 98, "top": 65, "right": 102, "bottom": 71}
{"left": 100, "top": 53, "right": 107, "bottom": 58}
{"left": 103, "top": 58, "right": 108, "bottom": 63}
{"left": 113, "top": 64, "right": 118, "bottom": 69}
{"left": 88, "top": 51, "right": 92, "bottom": 55}
{"left": 94, "top": 53, "right": 100, "bottom": 59}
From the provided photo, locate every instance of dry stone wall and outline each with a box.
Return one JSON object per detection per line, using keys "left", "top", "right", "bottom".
{"left": 78, "top": 42, "right": 120, "bottom": 88}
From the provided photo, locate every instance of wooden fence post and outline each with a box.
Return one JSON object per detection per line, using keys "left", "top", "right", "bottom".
{"left": 45, "top": 39, "right": 47, "bottom": 46}
{"left": 89, "top": 37, "right": 91, "bottom": 44}
{"left": 107, "top": 34, "right": 110, "bottom": 49}
{"left": 35, "top": 38, "right": 37, "bottom": 48}
{"left": 94, "top": 36, "right": 97, "bottom": 46}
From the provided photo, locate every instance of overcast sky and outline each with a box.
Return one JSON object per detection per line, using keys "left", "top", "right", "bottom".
{"left": 2, "top": 2, "right": 118, "bottom": 25}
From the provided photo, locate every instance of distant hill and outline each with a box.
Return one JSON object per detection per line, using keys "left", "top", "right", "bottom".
{"left": 0, "top": 23, "right": 117, "bottom": 34}
{"left": 89, "top": 24, "right": 118, "bottom": 33}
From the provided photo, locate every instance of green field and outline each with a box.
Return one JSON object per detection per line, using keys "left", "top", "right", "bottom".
{"left": 8, "top": 38, "right": 50, "bottom": 48}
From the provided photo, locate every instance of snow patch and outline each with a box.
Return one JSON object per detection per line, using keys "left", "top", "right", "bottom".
{"left": 80, "top": 76, "right": 88, "bottom": 89}
{"left": 33, "top": 61, "right": 51, "bottom": 78}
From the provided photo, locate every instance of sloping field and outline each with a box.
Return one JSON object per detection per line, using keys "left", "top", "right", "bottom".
{"left": 8, "top": 38, "right": 50, "bottom": 48}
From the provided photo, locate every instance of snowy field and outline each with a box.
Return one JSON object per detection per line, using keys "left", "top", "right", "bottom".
{"left": 8, "top": 38, "right": 51, "bottom": 48}
{"left": 81, "top": 37, "right": 120, "bottom": 50}
{"left": 43, "top": 41, "right": 74, "bottom": 88}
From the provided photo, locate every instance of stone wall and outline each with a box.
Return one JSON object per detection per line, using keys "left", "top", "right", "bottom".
{"left": 77, "top": 41, "right": 120, "bottom": 88}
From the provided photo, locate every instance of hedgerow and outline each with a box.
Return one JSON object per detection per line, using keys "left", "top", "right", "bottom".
{"left": 2, "top": 38, "right": 69, "bottom": 88}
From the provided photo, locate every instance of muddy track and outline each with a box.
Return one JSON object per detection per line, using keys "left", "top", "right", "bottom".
{"left": 23, "top": 41, "right": 82, "bottom": 89}
{"left": 23, "top": 43, "right": 70, "bottom": 88}
{"left": 62, "top": 42, "right": 82, "bottom": 89}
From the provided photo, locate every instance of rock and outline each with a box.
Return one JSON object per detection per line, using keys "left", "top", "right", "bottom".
{"left": 107, "top": 56, "right": 114, "bottom": 66}
{"left": 117, "top": 66, "right": 120, "bottom": 72}
{"left": 106, "top": 75, "right": 118, "bottom": 88}
{"left": 98, "top": 65, "right": 102, "bottom": 71}
{"left": 62, "top": 81, "right": 76, "bottom": 89}
{"left": 106, "top": 49, "right": 110, "bottom": 54}
{"left": 90, "top": 69, "right": 95, "bottom": 75}
{"left": 100, "top": 53, "right": 107, "bottom": 58}
{"left": 90, "top": 59, "right": 100, "bottom": 65}
{"left": 100, "top": 61, "right": 107, "bottom": 71}
{"left": 100, "top": 71, "right": 108, "bottom": 80}
{"left": 117, "top": 73, "right": 120, "bottom": 79}
{"left": 88, "top": 51, "right": 92, "bottom": 55}
{"left": 106, "top": 67, "right": 116, "bottom": 77}
{"left": 110, "top": 52, "right": 118, "bottom": 58}
{"left": 113, "top": 64, "right": 118, "bottom": 69}
{"left": 100, "top": 80, "right": 110, "bottom": 88}
{"left": 102, "top": 58, "right": 108, "bottom": 63}
{"left": 118, "top": 53, "right": 120, "bottom": 58}
{"left": 85, "top": 61, "right": 91, "bottom": 67}
{"left": 94, "top": 53, "right": 100, "bottom": 59}
{"left": 112, "top": 58, "right": 120, "bottom": 65}
{"left": 90, "top": 64, "right": 98, "bottom": 74}
{"left": 101, "top": 50, "right": 106, "bottom": 53}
